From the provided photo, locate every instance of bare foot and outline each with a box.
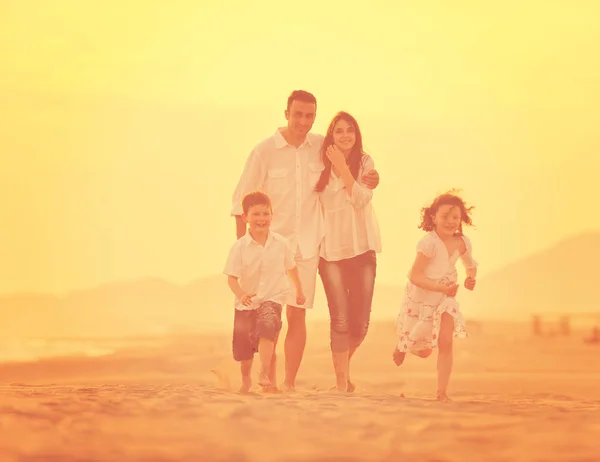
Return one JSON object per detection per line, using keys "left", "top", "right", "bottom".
{"left": 392, "top": 348, "right": 406, "bottom": 366}
{"left": 436, "top": 393, "right": 452, "bottom": 403}
{"left": 347, "top": 379, "right": 356, "bottom": 393}
{"left": 281, "top": 382, "right": 296, "bottom": 393}
{"left": 262, "top": 385, "right": 282, "bottom": 394}
{"left": 238, "top": 377, "right": 252, "bottom": 394}
{"left": 258, "top": 371, "right": 271, "bottom": 388}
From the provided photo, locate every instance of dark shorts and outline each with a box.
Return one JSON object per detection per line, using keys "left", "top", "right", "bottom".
{"left": 232, "top": 301, "right": 283, "bottom": 362}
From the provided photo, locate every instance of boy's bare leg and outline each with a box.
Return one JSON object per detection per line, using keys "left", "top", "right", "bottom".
{"left": 262, "top": 332, "right": 280, "bottom": 393}
{"left": 257, "top": 337, "right": 275, "bottom": 387}
{"left": 282, "top": 306, "right": 306, "bottom": 392}
{"left": 239, "top": 359, "right": 253, "bottom": 393}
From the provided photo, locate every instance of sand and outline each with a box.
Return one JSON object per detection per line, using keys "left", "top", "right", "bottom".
{"left": 1, "top": 320, "right": 599, "bottom": 462}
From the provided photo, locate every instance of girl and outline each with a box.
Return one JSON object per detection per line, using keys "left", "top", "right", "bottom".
{"left": 315, "top": 111, "right": 382, "bottom": 392}
{"left": 393, "top": 191, "right": 477, "bottom": 402}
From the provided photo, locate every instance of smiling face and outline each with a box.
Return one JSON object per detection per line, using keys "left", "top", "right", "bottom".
{"left": 433, "top": 204, "right": 462, "bottom": 238}
{"left": 285, "top": 99, "right": 316, "bottom": 140}
{"left": 243, "top": 203, "right": 272, "bottom": 235}
{"left": 332, "top": 118, "right": 356, "bottom": 154}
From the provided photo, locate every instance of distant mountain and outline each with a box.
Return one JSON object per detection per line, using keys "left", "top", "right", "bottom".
{"left": 461, "top": 232, "right": 600, "bottom": 320}
{"left": 1, "top": 232, "right": 598, "bottom": 338}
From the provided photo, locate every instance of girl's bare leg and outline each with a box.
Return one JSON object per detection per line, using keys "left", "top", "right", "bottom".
{"left": 436, "top": 313, "right": 454, "bottom": 401}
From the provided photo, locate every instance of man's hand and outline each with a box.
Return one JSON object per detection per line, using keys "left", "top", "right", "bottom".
{"left": 362, "top": 169, "right": 379, "bottom": 189}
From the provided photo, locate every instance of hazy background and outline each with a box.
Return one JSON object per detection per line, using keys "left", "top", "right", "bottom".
{"left": 1, "top": 1, "right": 598, "bottom": 335}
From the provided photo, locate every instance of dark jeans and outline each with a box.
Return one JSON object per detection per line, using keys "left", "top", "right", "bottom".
{"left": 318, "top": 250, "right": 377, "bottom": 353}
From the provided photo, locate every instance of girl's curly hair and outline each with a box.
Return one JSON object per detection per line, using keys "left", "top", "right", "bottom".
{"left": 419, "top": 189, "right": 475, "bottom": 235}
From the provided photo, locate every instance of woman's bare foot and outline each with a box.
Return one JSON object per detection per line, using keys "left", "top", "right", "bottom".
{"left": 239, "top": 376, "right": 252, "bottom": 393}
{"left": 261, "top": 384, "right": 282, "bottom": 394}
{"left": 392, "top": 348, "right": 406, "bottom": 366}
{"left": 281, "top": 382, "right": 296, "bottom": 393}
{"left": 347, "top": 379, "right": 356, "bottom": 393}
{"left": 436, "top": 393, "right": 452, "bottom": 403}
{"left": 335, "top": 376, "right": 348, "bottom": 392}
{"left": 258, "top": 371, "right": 271, "bottom": 388}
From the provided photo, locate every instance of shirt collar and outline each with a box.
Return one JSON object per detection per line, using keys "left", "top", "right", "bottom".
{"left": 242, "top": 230, "right": 275, "bottom": 247}
{"left": 274, "top": 127, "right": 313, "bottom": 149}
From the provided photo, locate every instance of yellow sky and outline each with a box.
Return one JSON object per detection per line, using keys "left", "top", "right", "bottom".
{"left": 0, "top": 0, "right": 598, "bottom": 293}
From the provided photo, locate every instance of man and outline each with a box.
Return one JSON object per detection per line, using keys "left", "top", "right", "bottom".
{"left": 231, "top": 90, "right": 379, "bottom": 392}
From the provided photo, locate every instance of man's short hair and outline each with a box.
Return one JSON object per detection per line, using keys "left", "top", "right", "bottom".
{"left": 287, "top": 90, "right": 317, "bottom": 111}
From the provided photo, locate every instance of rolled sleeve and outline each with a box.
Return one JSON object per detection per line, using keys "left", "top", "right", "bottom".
{"left": 231, "top": 148, "right": 265, "bottom": 216}
{"left": 348, "top": 155, "right": 375, "bottom": 209}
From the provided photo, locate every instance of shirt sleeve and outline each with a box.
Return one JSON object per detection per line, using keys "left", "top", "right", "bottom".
{"left": 459, "top": 234, "right": 478, "bottom": 269}
{"left": 223, "top": 242, "right": 243, "bottom": 277}
{"left": 416, "top": 234, "right": 436, "bottom": 258}
{"left": 230, "top": 147, "right": 265, "bottom": 216}
{"left": 348, "top": 155, "right": 374, "bottom": 208}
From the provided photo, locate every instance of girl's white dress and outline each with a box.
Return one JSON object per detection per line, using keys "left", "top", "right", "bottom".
{"left": 396, "top": 231, "right": 477, "bottom": 353}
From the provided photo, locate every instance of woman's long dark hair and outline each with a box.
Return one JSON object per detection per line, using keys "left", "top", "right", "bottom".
{"left": 314, "top": 111, "right": 365, "bottom": 192}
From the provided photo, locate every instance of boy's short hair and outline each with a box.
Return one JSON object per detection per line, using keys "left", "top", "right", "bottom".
{"left": 242, "top": 191, "right": 272, "bottom": 215}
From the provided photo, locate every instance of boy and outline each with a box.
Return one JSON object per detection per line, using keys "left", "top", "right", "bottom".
{"left": 224, "top": 191, "right": 305, "bottom": 393}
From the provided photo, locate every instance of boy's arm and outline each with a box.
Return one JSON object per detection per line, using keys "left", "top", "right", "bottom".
{"left": 227, "top": 275, "right": 246, "bottom": 299}
{"left": 227, "top": 275, "right": 255, "bottom": 305}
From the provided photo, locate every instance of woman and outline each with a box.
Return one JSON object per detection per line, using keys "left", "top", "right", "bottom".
{"left": 315, "top": 111, "right": 382, "bottom": 392}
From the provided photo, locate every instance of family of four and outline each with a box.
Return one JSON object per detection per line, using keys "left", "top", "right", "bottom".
{"left": 223, "top": 90, "right": 478, "bottom": 401}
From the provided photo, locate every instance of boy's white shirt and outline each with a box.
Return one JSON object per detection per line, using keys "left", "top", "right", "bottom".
{"left": 224, "top": 230, "right": 296, "bottom": 311}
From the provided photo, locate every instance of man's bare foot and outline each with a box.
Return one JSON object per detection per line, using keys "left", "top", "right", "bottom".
{"left": 436, "top": 393, "right": 452, "bottom": 403}
{"left": 258, "top": 371, "right": 271, "bottom": 387}
{"left": 392, "top": 348, "right": 406, "bottom": 366}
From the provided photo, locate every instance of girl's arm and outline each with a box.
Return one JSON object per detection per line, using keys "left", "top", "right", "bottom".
{"left": 459, "top": 236, "right": 478, "bottom": 278}
{"left": 409, "top": 253, "right": 455, "bottom": 294}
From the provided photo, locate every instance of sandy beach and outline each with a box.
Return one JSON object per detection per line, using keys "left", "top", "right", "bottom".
{"left": 1, "top": 319, "right": 599, "bottom": 462}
